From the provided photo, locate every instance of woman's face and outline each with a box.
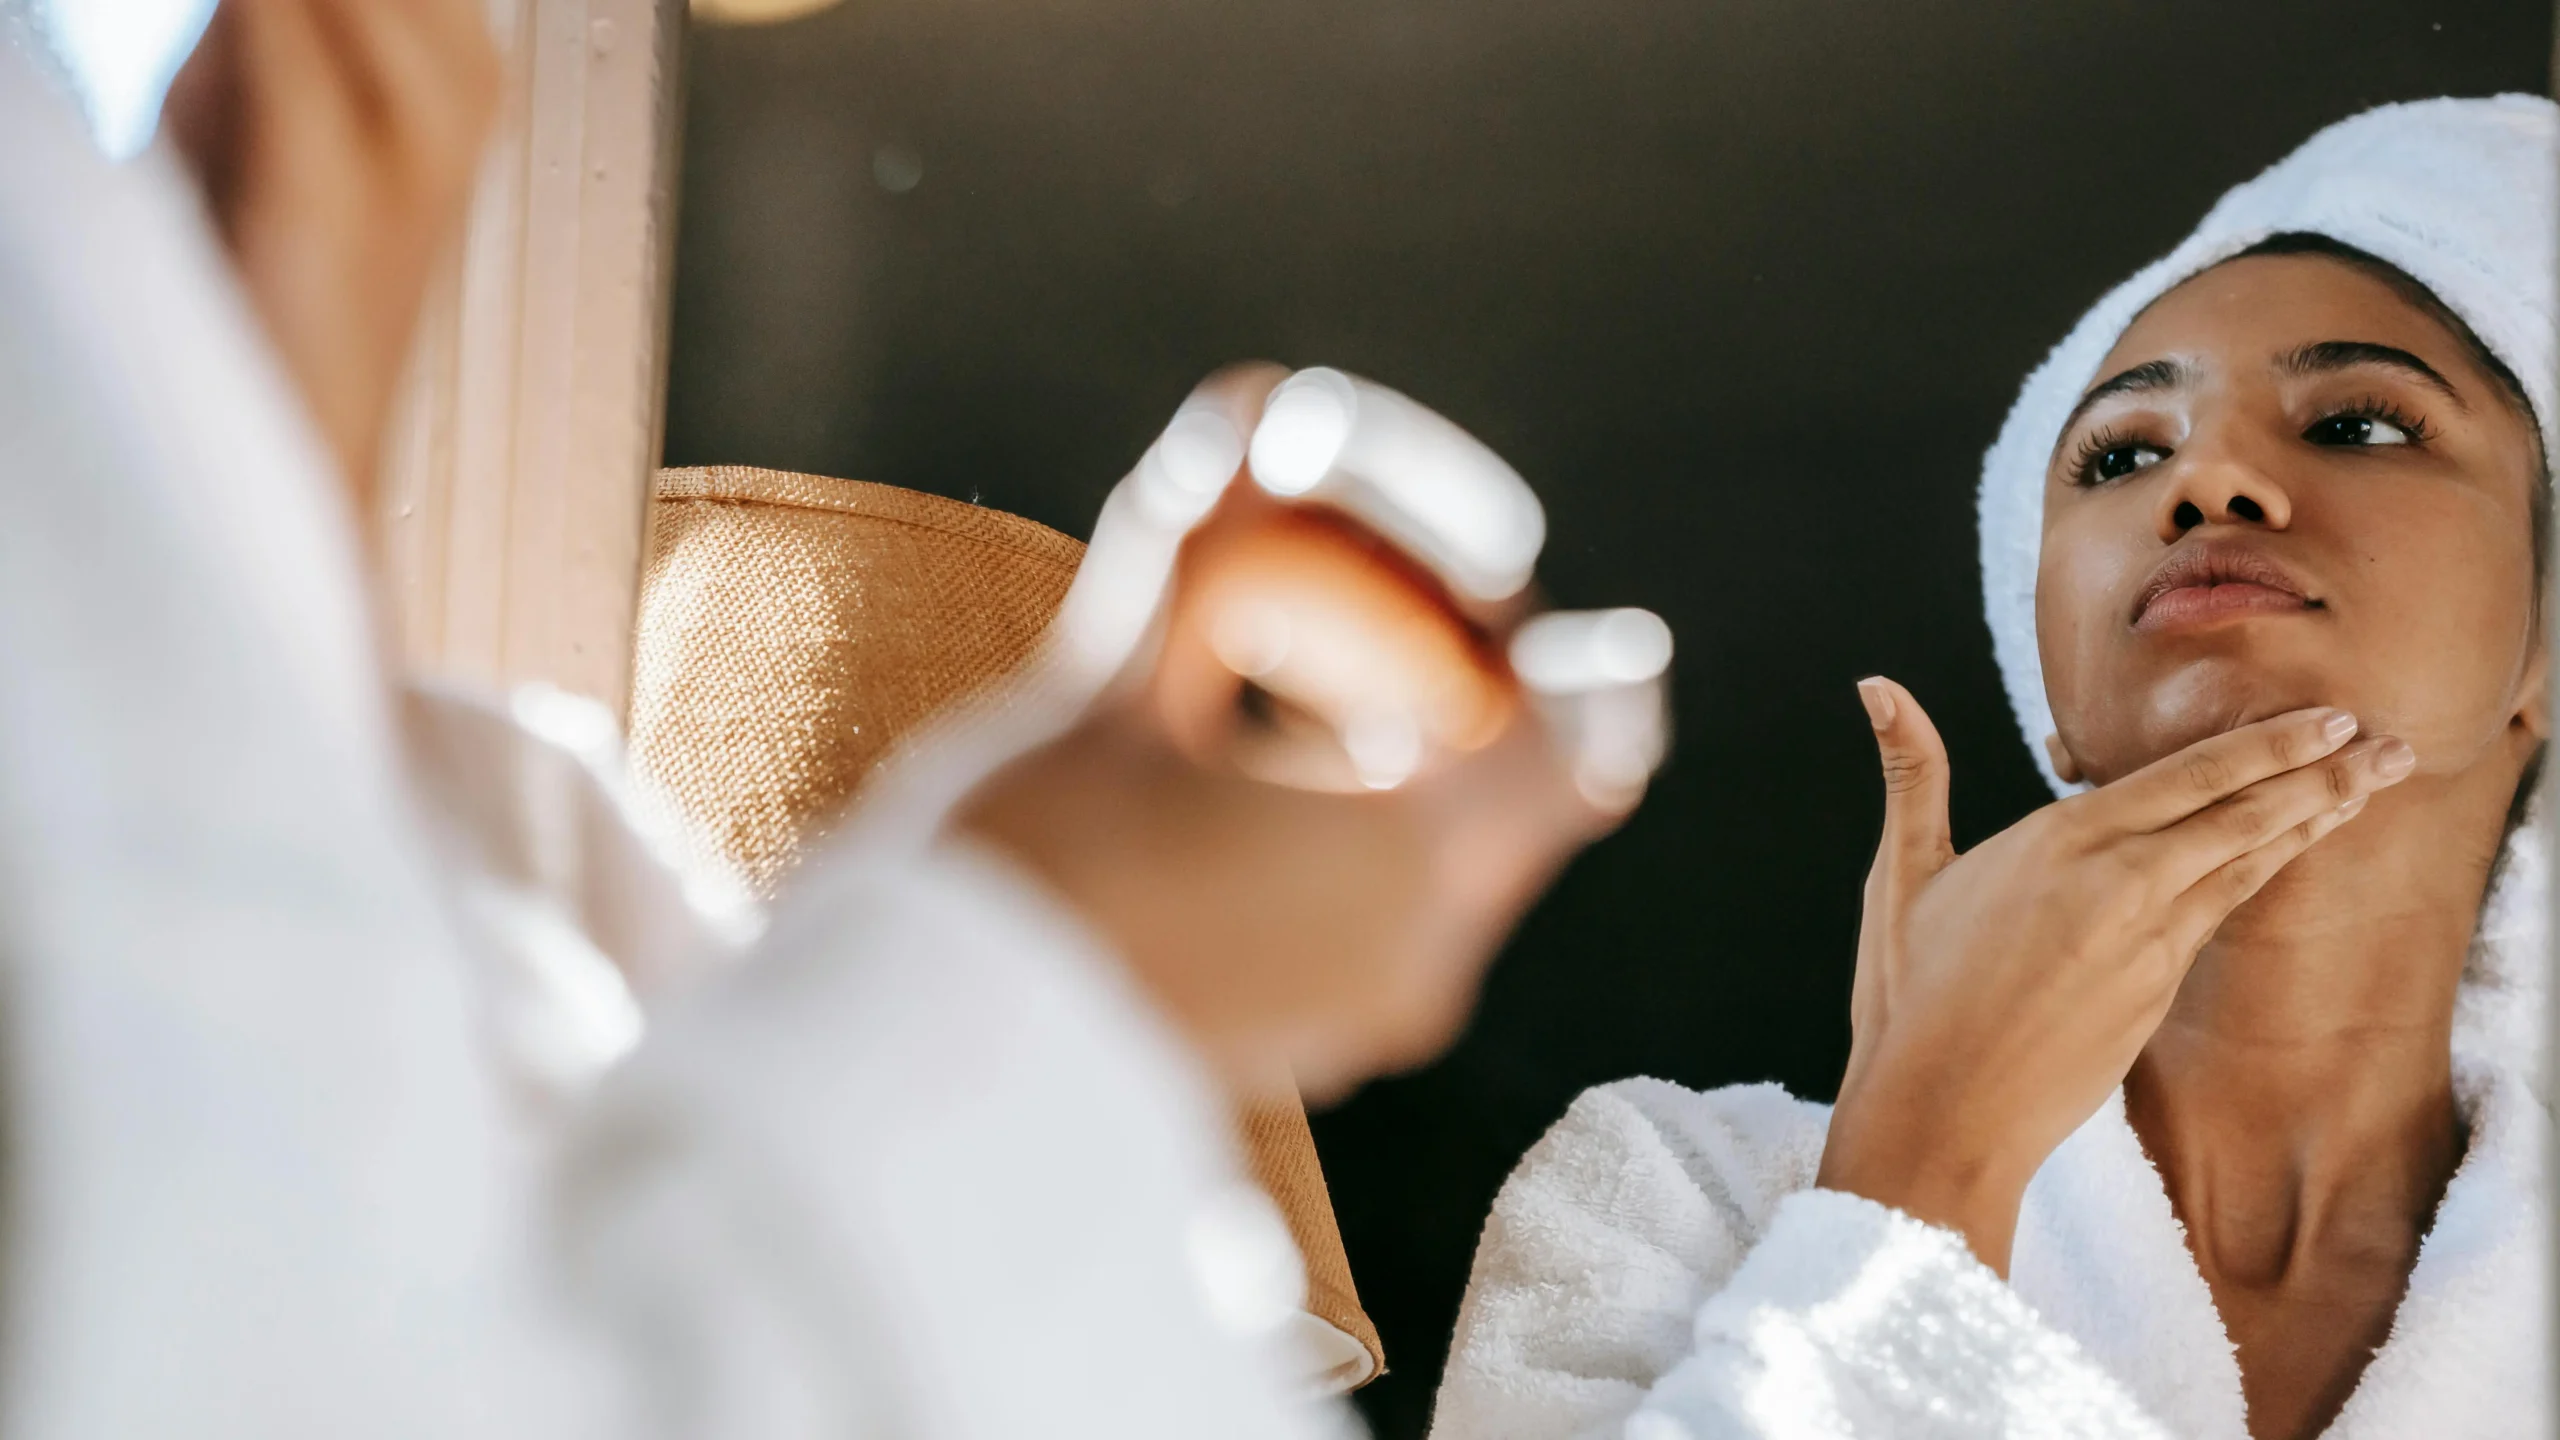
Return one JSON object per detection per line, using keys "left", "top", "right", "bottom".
{"left": 2036, "top": 253, "right": 2545, "bottom": 789}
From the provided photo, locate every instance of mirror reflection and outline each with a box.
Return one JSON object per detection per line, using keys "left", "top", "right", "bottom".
{"left": 665, "top": 5, "right": 2554, "bottom": 1438}
{"left": 0, "top": 0, "right": 2549, "bottom": 1436}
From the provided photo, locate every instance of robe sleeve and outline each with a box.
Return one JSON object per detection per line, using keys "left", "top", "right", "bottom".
{"left": 1430, "top": 1080, "right": 2170, "bottom": 1440}
{"left": 545, "top": 841, "right": 1344, "bottom": 1440}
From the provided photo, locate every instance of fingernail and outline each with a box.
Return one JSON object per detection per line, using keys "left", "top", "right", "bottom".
{"left": 2335, "top": 794, "right": 2371, "bottom": 821}
{"left": 1857, "top": 678, "right": 1895, "bottom": 731}
{"left": 2372, "top": 738, "right": 2416, "bottom": 782}
{"left": 2321, "top": 710, "right": 2359, "bottom": 746}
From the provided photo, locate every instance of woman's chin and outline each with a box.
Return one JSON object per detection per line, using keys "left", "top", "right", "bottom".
{"left": 2069, "top": 671, "right": 2345, "bottom": 785}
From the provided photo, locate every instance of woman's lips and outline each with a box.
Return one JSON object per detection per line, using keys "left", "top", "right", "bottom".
{"left": 2130, "top": 542, "right": 2321, "bottom": 633}
{"left": 2133, "top": 580, "right": 2316, "bottom": 633}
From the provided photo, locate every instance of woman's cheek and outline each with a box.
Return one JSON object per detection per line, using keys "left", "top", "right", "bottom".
{"left": 2373, "top": 601, "right": 2535, "bottom": 767}
{"left": 2034, "top": 522, "right": 2148, "bottom": 781}
{"left": 2336, "top": 509, "right": 2537, "bottom": 763}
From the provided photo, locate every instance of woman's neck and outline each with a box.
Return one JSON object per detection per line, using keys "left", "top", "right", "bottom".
{"left": 2125, "top": 771, "right": 2504, "bottom": 1283}
{"left": 2121, "top": 773, "right": 2512, "bottom": 1440}
{"left": 2128, "top": 1026, "right": 2459, "bottom": 1291}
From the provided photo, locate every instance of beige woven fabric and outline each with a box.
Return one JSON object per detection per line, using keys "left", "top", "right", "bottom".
{"left": 631, "top": 466, "right": 1083, "bottom": 894}
{"left": 1239, "top": 1089, "right": 1385, "bottom": 1387}
{"left": 626, "top": 465, "right": 1382, "bottom": 1387}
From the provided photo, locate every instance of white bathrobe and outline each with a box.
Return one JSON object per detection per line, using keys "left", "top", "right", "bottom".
{"left": 1433, "top": 95, "right": 2558, "bottom": 1440}
{"left": 0, "top": 43, "right": 1340, "bottom": 1440}
{"left": 1432, "top": 861, "right": 2547, "bottom": 1440}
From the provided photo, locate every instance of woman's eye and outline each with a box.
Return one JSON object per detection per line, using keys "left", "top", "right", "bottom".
{"left": 2305, "top": 414, "right": 2414, "bottom": 446}
{"left": 2090, "top": 444, "right": 2168, "bottom": 481}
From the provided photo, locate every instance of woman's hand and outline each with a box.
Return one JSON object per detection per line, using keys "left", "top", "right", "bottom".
{"left": 1815, "top": 678, "right": 2414, "bottom": 1272}
{"left": 164, "top": 0, "right": 502, "bottom": 502}
{"left": 959, "top": 367, "right": 1634, "bottom": 1106}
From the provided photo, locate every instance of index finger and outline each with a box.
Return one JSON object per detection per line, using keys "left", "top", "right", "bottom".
{"left": 2073, "top": 706, "right": 2361, "bottom": 835}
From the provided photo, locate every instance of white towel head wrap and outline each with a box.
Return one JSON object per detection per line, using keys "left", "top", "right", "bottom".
{"left": 1973, "top": 95, "right": 2559, "bottom": 1094}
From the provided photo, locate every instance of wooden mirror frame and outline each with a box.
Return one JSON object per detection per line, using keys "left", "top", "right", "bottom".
{"left": 379, "top": 0, "right": 684, "bottom": 712}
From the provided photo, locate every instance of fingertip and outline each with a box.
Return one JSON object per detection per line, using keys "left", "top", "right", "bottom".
{"left": 2371, "top": 737, "right": 2416, "bottom": 784}
{"left": 2042, "top": 734, "right": 2084, "bottom": 785}
{"left": 2298, "top": 793, "right": 2371, "bottom": 847}
{"left": 1856, "top": 676, "right": 1896, "bottom": 733}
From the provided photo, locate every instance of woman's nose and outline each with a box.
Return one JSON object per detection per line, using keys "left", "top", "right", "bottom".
{"left": 2151, "top": 454, "right": 2294, "bottom": 542}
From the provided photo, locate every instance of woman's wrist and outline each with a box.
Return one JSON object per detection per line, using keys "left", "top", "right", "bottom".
{"left": 1816, "top": 1094, "right": 2037, "bottom": 1276}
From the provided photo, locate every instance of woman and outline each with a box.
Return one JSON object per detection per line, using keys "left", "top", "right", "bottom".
{"left": 1432, "top": 95, "right": 2555, "bottom": 1440}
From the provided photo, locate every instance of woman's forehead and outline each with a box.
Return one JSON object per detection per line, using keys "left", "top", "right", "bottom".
{"left": 2095, "top": 253, "right": 2474, "bottom": 384}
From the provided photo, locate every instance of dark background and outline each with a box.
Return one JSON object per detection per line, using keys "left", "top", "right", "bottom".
{"left": 661, "top": 5, "right": 2553, "bottom": 1433}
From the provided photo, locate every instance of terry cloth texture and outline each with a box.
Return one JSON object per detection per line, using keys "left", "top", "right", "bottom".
{"left": 623, "top": 465, "right": 1384, "bottom": 1388}
{"left": 1433, "top": 98, "right": 2556, "bottom": 1440}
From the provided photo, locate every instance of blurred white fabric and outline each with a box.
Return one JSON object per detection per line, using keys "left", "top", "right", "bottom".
{"left": 0, "top": 40, "right": 1341, "bottom": 1440}
{"left": 15, "top": 0, "right": 216, "bottom": 155}
{"left": 0, "top": 42, "right": 533, "bottom": 1439}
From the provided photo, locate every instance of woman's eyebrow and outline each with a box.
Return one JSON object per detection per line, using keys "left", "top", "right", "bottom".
{"left": 2277, "top": 339, "right": 2469, "bottom": 410}
{"left": 2062, "top": 358, "right": 2188, "bottom": 431}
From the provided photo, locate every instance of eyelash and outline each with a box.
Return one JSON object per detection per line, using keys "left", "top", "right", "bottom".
{"left": 2065, "top": 425, "right": 2148, "bottom": 488}
{"left": 2064, "top": 395, "right": 2438, "bottom": 487}
{"left": 2316, "top": 394, "right": 2434, "bottom": 443}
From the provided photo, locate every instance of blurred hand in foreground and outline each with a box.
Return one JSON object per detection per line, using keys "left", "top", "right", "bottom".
{"left": 164, "top": 0, "right": 501, "bottom": 503}
{"left": 960, "top": 367, "right": 1651, "bottom": 1103}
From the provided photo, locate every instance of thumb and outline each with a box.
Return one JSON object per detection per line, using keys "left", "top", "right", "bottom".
{"left": 1857, "top": 677, "right": 1954, "bottom": 881}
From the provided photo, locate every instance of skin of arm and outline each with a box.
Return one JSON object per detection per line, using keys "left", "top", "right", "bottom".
{"left": 164, "top": 0, "right": 501, "bottom": 505}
